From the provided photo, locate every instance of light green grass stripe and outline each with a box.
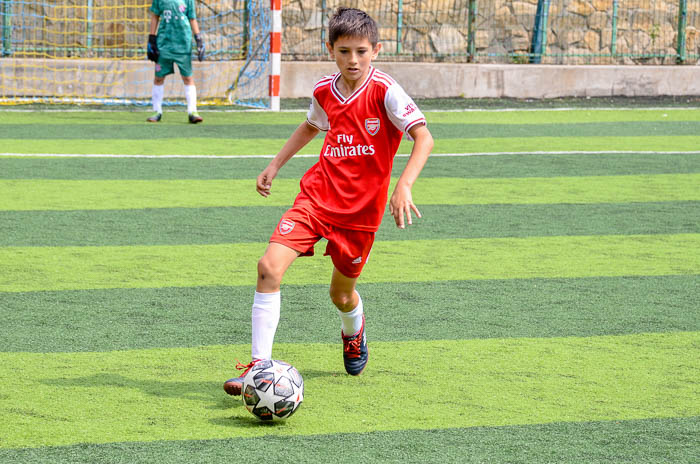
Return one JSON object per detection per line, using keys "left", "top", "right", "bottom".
{"left": 1, "top": 332, "right": 697, "bottom": 449}
{"left": 3, "top": 109, "right": 699, "bottom": 125}
{"left": 3, "top": 136, "right": 700, "bottom": 156}
{"left": 426, "top": 109, "right": 700, "bottom": 124}
{"left": 2, "top": 174, "right": 698, "bottom": 211}
{"left": 1, "top": 234, "right": 697, "bottom": 292}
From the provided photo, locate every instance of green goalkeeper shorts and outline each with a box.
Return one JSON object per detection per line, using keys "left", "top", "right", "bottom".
{"left": 155, "top": 54, "right": 193, "bottom": 78}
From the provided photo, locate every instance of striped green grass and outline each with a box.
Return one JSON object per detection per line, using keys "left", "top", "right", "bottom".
{"left": 3, "top": 152, "right": 699, "bottom": 180}
{"left": 3, "top": 135, "right": 700, "bottom": 156}
{"left": 1, "top": 234, "right": 698, "bottom": 292}
{"left": 2, "top": 417, "right": 698, "bottom": 464}
{"left": 1, "top": 332, "right": 698, "bottom": 449}
{"left": 3, "top": 108, "right": 700, "bottom": 126}
{"left": 4, "top": 121, "right": 700, "bottom": 140}
{"left": 2, "top": 174, "right": 698, "bottom": 210}
{"left": 2, "top": 107, "right": 699, "bottom": 461}
{"left": 2, "top": 109, "right": 699, "bottom": 156}
{"left": 3, "top": 202, "right": 698, "bottom": 246}
{"left": 2, "top": 276, "right": 698, "bottom": 352}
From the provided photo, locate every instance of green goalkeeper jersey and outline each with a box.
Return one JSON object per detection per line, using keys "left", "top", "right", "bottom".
{"left": 150, "top": 0, "right": 197, "bottom": 58}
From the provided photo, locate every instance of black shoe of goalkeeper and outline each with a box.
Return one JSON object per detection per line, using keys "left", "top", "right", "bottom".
{"left": 188, "top": 112, "right": 203, "bottom": 124}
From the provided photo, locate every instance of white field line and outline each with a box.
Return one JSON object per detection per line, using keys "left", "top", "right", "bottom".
{"left": 2, "top": 107, "right": 700, "bottom": 113}
{"left": 2, "top": 151, "right": 700, "bottom": 159}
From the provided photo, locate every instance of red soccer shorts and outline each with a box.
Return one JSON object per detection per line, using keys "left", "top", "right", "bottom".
{"left": 269, "top": 205, "right": 375, "bottom": 279}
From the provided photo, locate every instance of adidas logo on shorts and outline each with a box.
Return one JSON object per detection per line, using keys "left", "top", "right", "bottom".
{"left": 352, "top": 256, "right": 362, "bottom": 264}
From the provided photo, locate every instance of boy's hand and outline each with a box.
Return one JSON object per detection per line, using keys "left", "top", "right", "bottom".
{"left": 389, "top": 183, "right": 422, "bottom": 229}
{"left": 147, "top": 34, "right": 159, "bottom": 62}
{"left": 195, "top": 34, "right": 205, "bottom": 61}
{"left": 256, "top": 166, "right": 279, "bottom": 197}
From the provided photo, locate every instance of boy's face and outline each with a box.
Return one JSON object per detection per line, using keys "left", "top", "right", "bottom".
{"left": 326, "top": 35, "right": 381, "bottom": 85}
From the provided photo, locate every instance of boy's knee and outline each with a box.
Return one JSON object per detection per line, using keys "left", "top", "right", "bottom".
{"left": 329, "top": 289, "right": 355, "bottom": 312}
{"left": 257, "top": 256, "right": 282, "bottom": 284}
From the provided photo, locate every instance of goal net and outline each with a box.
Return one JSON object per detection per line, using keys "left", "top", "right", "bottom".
{"left": 0, "top": 0, "right": 272, "bottom": 108}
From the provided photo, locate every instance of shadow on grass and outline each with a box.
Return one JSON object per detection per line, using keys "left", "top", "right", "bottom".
{"left": 208, "top": 414, "right": 292, "bottom": 428}
{"left": 41, "top": 373, "right": 223, "bottom": 404}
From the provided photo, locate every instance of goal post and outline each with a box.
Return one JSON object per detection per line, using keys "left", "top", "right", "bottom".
{"left": 0, "top": 0, "right": 278, "bottom": 110}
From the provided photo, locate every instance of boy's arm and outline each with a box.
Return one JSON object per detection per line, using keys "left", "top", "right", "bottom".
{"left": 389, "top": 124, "right": 433, "bottom": 228}
{"left": 190, "top": 19, "right": 204, "bottom": 61}
{"left": 190, "top": 19, "right": 200, "bottom": 35}
{"left": 149, "top": 12, "right": 159, "bottom": 34}
{"left": 257, "top": 121, "right": 320, "bottom": 197}
{"left": 147, "top": 13, "right": 160, "bottom": 62}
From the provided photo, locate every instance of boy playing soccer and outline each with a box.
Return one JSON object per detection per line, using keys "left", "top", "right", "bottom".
{"left": 224, "top": 7, "right": 433, "bottom": 395}
{"left": 146, "top": 0, "right": 204, "bottom": 123}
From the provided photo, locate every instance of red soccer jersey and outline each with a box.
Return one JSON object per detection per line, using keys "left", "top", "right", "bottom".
{"left": 299, "top": 66, "right": 426, "bottom": 232}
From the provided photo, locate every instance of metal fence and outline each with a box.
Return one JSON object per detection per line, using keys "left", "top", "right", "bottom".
{"left": 282, "top": 0, "right": 700, "bottom": 64}
{"left": 1, "top": 0, "right": 699, "bottom": 64}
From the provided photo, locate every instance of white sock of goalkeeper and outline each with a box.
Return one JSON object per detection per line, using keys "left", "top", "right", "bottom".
{"left": 151, "top": 84, "right": 164, "bottom": 113}
{"left": 251, "top": 291, "right": 280, "bottom": 361}
{"left": 184, "top": 84, "right": 197, "bottom": 113}
{"left": 338, "top": 293, "right": 364, "bottom": 336}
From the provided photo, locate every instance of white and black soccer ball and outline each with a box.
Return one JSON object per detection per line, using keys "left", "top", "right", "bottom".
{"left": 241, "top": 359, "right": 304, "bottom": 421}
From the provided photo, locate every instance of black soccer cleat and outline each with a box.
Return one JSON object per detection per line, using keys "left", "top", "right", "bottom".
{"left": 342, "top": 315, "right": 368, "bottom": 375}
{"left": 146, "top": 112, "right": 162, "bottom": 123}
{"left": 188, "top": 112, "right": 203, "bottom": 124}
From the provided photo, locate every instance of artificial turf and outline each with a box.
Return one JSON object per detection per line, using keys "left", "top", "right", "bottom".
{"left": 2, "top": 276, "right": 698, "bottom": 352}
{"left": 1, "top": 333, "right": 698, "bottom": 448}
{"left": 1, "top": 107, "right": 698, "bottom": 462}
{"left": 2, "top": 174, "right": 698, "bottom": 210}
{"left": 2, "top": 234, "right": 698, "bottom": 292}
{"left": 2, "top": 152, "right": 698, "bottom": 180}
{"left": 2, "top": 202, "right": 698, "bottom": 246}
{"left": 2, "top": 417, "right": 698, "bottom": 464}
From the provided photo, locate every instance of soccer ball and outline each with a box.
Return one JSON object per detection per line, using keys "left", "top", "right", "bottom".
{"left": 241, "top": 359, "right": 304, "bottom": 421}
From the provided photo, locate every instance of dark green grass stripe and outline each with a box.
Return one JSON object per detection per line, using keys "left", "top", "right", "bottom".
{"left": 4, "top": 108, "right": 699, "bottom": 125}
{"left": 1, "top": 417, "right": 697, "bottom": 464}
{"left": 2, "top": 153, "right": 698, "bottom": 180}
{"left": 2, "top": 276, "right": 697, "bottom": 352}
{"left": 2, "top": 202, "right": 698, "bottom": 247}
{"left": 2, "top": 121, "right": 700, "bottom": 140}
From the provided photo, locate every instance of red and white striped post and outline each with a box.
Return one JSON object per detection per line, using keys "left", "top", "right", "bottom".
{"left": 270, "top": 0, "right": 281, "bottom": 111}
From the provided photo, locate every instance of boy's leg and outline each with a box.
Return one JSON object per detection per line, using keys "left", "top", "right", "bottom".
{"left": 179, "top": 59, "right": 202, "bottom": 123}
{"left": 326, "top": 227, "right": 374, "bottom": 376}
{"left": 330, "top": 267, "right": 362, "bottom": 329}
{"left": 252, "top": 242, "right": 300, "bottom": 359}
{"left": 223, "top": 242, "right": 299, "bottom": 396}
{"left": 148, "top": 75, "right": 166, "bottom": 122}
{"left": 330, "top": 268, "right": 368, "bottom": 376}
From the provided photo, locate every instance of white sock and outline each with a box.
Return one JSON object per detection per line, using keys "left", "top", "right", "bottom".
{"left": 251, "top": 291, "right": 281, "bottom": 361}
{"left": 185, "top": 84, "right": 197, "bottom": 113}
{"left": 338, "top": 293, "right": 364, "bottom": 336}
{"left": 152, "top": 84, "right": 164, "bottom": 113}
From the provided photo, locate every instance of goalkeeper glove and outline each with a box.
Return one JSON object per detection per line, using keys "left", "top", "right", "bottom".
{"left": 195, "top": 33, "right": 205, "bottom": 61}
{"left": 147, "top": 34, "right": 159, "bottom": 62}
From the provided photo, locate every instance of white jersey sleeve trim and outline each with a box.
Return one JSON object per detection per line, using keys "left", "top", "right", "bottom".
{"left": 307, "top": 95, "right": 330, "bottom": 131}
{"left": 383, "top": 81, "right": 426, "bottom": 140}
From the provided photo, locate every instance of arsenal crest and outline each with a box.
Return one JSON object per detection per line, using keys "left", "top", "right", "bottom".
{"left": 365, "top": 118, "right": 380, "bottom": 136}
{"left": 279, "top": 219, "right": 295, "bottom": 235}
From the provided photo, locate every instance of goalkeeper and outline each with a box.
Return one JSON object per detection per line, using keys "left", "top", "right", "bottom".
{"left": 146, "top": 0, "right": 205, "bottom": 123}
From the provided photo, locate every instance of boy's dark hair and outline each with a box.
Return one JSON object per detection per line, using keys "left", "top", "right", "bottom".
{"left": 328, "top": 7, "right": 378, "bottom": 46}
